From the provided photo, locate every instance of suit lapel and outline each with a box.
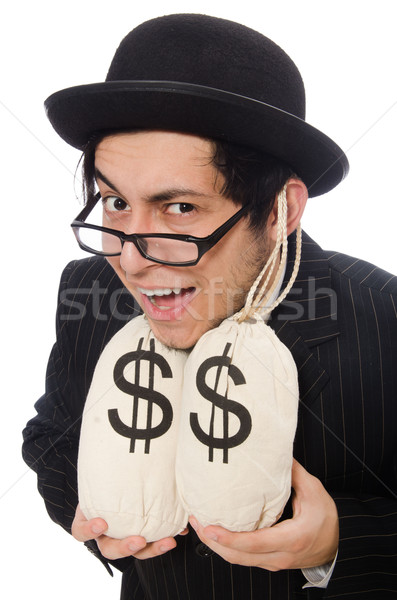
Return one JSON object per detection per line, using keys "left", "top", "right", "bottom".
{"left": 269, "top": 231, "right": 340, "bottom": 406}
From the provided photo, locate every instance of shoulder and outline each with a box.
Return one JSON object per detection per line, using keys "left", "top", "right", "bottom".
{"left": 286, "top": 233, "right": 396, "bottom": 341}
{"left": 320, "top": 245, "right": 396, "bottom": 340}
{"left": 54, "top": 258, "right": 140, "bottom": 393}
{"left": 56, "top": 256, "right": 140, "bottom": 334}
{"left": 299, "top": 231, "right": 396, "bottom": 297}
{"left": 59, "top": 255, "right": 117, "bottom": 290}
{"left": 323, "top": 248, "right": 397, "bottom": 296}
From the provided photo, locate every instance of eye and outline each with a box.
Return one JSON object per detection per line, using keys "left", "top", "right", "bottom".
{"left": 103, "top": 196, "right": 130, "bottom": 212}
{"left": 166, "top": 203, "right": 195, "bottom": 215}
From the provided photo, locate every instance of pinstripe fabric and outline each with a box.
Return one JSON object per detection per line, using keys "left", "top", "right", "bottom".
{"left": 22, "top": 231, "right": 397, "bottom": 599}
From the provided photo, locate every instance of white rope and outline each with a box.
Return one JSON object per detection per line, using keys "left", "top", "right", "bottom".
{"left": 234, "top": 184, "right": 302, "bottom": 323}
{"left": 261, "top": 222, "right": 302, "bottom": 318}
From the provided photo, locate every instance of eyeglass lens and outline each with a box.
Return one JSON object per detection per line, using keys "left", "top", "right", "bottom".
{"left": 79, "top": 199, "right": 199, "bottom": 261}
{"left": 76, "top": 226, "right": 199, "bottom": 262}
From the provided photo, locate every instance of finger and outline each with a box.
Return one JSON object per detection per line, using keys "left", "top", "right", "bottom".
{"left": 189, "top": 517, "right": 289, "bottom": 555}
{"left": 291, "top": 458, "right": 309, "bottom": 490}
{"left": 98, "top": 534, "right": 179, "bottom": 561}
{"left": 190, "top": 518, "right": 289, "bottom": 569}
{"left": 291, "top": 459, "right": 322, "bottom": 496}
{"left": 97, "top": 534, "right": 147, "bottom": 561}
{"left": 131, "top": 528, "right": 188, "bottom": 559}
{"left": 71, "top": 505, "right": 108, "bottom": 542}
{"left": 133, "top": 537, "right": 177, "bottom": 560}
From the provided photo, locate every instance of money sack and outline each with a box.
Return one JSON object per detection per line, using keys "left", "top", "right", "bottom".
{"left": 78, "top": 315, "right": 188, "bottom": 541}
{"left": 176, "top": 315, "right": 299, "bottom": 531}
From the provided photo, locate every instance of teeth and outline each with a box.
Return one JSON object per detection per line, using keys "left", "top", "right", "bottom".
{"left": 138, "top": 287, "right": 182, "bottom": 297}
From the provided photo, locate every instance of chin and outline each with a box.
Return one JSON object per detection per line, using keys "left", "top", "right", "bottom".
{"left": 151, "top": 327, "right": 201, "bottom": 350}
{"left": 149, "top": 320, "right": 214, "bottom": 350}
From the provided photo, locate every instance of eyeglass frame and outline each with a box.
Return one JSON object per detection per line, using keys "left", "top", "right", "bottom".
{"left": 71, "top": 193, "right": 249, "bottom": 267}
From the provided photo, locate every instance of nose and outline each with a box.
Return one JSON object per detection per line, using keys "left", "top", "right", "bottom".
{"left": 119, "top": 239, "right": 155, "bottom": 276}
{"left": 118, "top": 209, "right": 162, "bottom": 276}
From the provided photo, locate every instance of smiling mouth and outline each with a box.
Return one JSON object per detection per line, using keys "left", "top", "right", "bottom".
{"left": 137, "top": 286, "right": 196, "bottom": 310}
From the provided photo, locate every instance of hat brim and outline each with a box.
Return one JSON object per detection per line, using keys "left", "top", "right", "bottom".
{"left": 45, "top": 81, "right": 349, "bottom": 197}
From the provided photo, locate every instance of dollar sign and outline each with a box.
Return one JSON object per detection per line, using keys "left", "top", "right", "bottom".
{"left": 108, "top": 337, "right": 173, "bottom": 454}
{"left": 190, "top": 342, "right": 252, "bottom": 464}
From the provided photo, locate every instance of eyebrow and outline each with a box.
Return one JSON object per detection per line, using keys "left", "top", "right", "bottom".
{"left": 95, "top": 167, "right": 208, "bottom": 205}
{"left": 95, "top": 168, "right": 121, "bottom": 194}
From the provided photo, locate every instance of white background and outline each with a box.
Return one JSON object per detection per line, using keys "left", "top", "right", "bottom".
{"left": 2, "top": 1, "right": 396, "bottom": 598}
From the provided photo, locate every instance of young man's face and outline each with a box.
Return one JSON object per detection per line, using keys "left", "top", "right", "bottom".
{"left": 95, "top": 131, "right": 271, "bottom": 349}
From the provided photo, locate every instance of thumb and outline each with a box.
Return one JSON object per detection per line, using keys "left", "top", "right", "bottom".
{"left": 291, "top": 458, "right": 308, "bottom": 491}
{"left": 290, "top": 459, "right": 312, "bottom": 518}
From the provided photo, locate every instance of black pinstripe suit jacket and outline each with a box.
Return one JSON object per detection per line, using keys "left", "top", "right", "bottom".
{"left": 22, "top": 232, "right": 397, "bottom": 599}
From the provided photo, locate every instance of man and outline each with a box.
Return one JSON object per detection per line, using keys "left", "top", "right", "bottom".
{"left": 22, "top": 13, "right": 397, "bottom": 599}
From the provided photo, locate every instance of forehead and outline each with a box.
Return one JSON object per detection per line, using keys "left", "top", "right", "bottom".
{"left": 95, "top": 130, "right": 214, "bottom": 166}
{"left": 94, "top": 130, "right": 223, "bottom": 196}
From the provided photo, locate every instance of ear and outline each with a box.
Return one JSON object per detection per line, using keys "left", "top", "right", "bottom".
{"left": 267, "top": 178, "right": 308, "bottom": 242}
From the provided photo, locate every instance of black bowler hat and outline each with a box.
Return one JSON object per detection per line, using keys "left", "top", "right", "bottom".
{"left": 45, "top": 13, "right": 349, "bottom": 197}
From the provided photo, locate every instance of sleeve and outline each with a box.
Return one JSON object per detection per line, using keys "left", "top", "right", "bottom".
{"left": 324, "top": 279, "right": 397, "bottom": 596}
{"left": 325, "top": 491, "right": 397, "bottom": 597}
{"left": 22, "top": 261, "right": 133, "bottom": 575}
{"left": 22, "top": 262, "right": 82, "bottom": 534}
{"left": 302, "top": 554, "right": 337, "bottom": 589}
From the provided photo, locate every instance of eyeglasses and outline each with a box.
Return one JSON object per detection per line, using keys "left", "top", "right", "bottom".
{"left": 71, "top": 194, "right": 248, "bottom": 267}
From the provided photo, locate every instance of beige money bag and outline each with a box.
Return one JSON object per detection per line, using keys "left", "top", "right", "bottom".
{"left": 176, "top": 186, "right": 302, "bottom": 531}
{"left": 78, "top": 314, "right": 188, "bottom": 541}
{"left": 175, "top": 314, "right": 299, "bottom": 530}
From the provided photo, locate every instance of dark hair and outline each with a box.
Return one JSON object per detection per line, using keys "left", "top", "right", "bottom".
{"left": 209, "top": 141, "right": 294, "bottom": 232}
{"left": 80, "top": 131, "right": 295, "bottom": 233}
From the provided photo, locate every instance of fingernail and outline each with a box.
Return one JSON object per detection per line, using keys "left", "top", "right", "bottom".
{"left": 206, "top": 531, "right": 218, "bottom": 542}
{"left": 92, "top": 525, "right": 105, "bottom": 534}
{"left": 159, "top": 545, "right": 168, "bottom": 553}
{"left": 128, "top": 544, "right": 140, "bottom": 553}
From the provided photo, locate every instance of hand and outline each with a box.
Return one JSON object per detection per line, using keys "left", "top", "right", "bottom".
{"left": 72, "top": 504, "right": 188, "bottom": 560}
{"left": 189, "top": 459, "right": 339, "bottom": 571}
